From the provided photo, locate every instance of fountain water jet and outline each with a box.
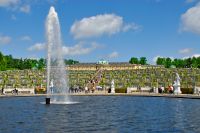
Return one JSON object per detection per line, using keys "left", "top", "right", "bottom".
{"left": 45, "top": 6, "right": 70, "bottom": 104}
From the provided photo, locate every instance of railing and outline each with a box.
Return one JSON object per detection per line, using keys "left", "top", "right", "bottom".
{"left": 85, "top": 69, "right": 103, "bottom": 91}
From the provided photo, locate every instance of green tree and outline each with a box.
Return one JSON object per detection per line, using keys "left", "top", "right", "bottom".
{"left": 156, "top": 57, "right": 165, "bottom": 65}
{"left": 18, "top": 58, "right": 24, "bottom": 70}
{"left": 191, "top": 57, "right": 198, "bottom": 68}
{"left": 185, "top": 58, "right": 192, "bottom": 68}
{"left": 165, "top": 58, "right": 172, "bottom": 68}
{"left": 38, "top": 58, "right": 45, "bottom": 69}
{"left": 139, "top": 57, "right": 147, "bottom": 65}
{"left": 64, "top": 59, "right": 79, "bottom": 65}
{"left": 4, "top": 55, "right": 13, "bottom": 69}
{"left": 129, "top": 57, "right": 139, "bottom": 64}
{"left": 0, "top": 52, "right": 6, "bottom": 70}
{"left": 30, "top": 59, "right": 38, "bottom": 68}
{"left": 172, "top": 59, "right": 184, "bottom": 68}
{"left": 0, "top": 51, "right": 47, "bottom": 70}
{"left": 197, "top": 57, "right": 200, "bottom": 68}
{"left": 24, "top": 59, "right": 32, "bottom": 69}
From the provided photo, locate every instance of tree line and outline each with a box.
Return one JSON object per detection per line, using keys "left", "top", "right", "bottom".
{"left": 0, "top": 52, "right": 46, "bottom": 71}
{"left": 1, "top": 51, "right": 199, "bottom": 70}
{"left": 0, "top": 52, "right": 79, "bottom": 71}
{"left": 156, "top": 57, "right": 200, "bottom": 68}
{"left": 64, "top": 59, "right": 79, "bottom": 65}
{"left": 129, "top": 57, "right": 147, "bottom": 65}
{"left": 129, "top": 56, "right": 200, "bottom": 68}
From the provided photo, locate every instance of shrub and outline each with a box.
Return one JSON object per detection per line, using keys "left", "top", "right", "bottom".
{"left": 115, "top": 88, "right": 127, "bottom": 93}
{"left": 181, "top": 88, "right": 193, "bottom": 94}
{"left": 35, "top": 88, "right": 46, "bottom": 94}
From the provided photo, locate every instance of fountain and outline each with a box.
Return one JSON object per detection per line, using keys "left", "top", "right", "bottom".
{"left": 50, "top": 79, "right": 54, "bottom": 94}
{"left": 45, "top": 6, "right": 70, "bottom": 104}
{"left": 173, "top": 73, "right": 182, "bottom": 94}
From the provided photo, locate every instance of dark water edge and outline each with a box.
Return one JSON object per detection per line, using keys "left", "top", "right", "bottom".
{"left": 0, "top": 96, "right": 200, "bottom": 133}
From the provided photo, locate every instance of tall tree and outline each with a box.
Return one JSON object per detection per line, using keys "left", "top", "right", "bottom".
{"left": 172, "top": 59, "right": 184, "bottom": 68}
{"left": 191, "top": 57, "right": 198, "bottom": 68}
{"left": 65, "top": 59, "right": 79, "bottom": 65}
{"left": 38, "top": 58, "right": 45, "bottom": 69}
{"left": 185, "top": 58, "right": 192, "bottom": 68}
{"left": 156, "top": 57, "right": 165, "bottom": 65}
{"left": 165, "top": 58, "right": 172, "bottom": 68}
{"left": 129, "top": 57, "right": 139, "bottom": 64}
{"left": 197, "top": 57, "right": 200, "bottom": 68}
{"left": 139, "top": 57, "right": 147, "bottom": 65}
{"left": 0, "top": 52, "right": 6, "bottom": 70}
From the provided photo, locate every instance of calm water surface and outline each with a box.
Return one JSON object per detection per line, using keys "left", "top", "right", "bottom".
{"left": 0, "top": 96, "right": 200, "bottom": 133}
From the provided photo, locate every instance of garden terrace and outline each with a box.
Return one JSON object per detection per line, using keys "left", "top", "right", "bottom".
{"left": 0, "top": 66, "right": 199, "bottom": 93}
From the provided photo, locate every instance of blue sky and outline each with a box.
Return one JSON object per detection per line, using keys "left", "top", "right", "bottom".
{"left": 0, "top": 0, "right": 200, "bottom": 64}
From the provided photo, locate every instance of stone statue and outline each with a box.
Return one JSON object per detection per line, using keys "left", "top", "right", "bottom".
{"left": 111, "top": 79, "right": 115, "bottom": 94}
{"left": 175, "top": 73, "right": 180, "bottom": 85}
{"left": 173, "top": 73, "right": 182, "bottom": 94}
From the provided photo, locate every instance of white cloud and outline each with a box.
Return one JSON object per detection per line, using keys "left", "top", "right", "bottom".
{"left": 122, "top": 23, "right": 141, "bottom": 32}
{"left": 107, "top": 51, "right": 119, "bottom": 59}
{"left": 179, "top": 48, "right": 193, "bottom": 54}
{"left": 0, "top": 0, "right": 19, "bottom": 7}
{"left": 0, "top": 1, "right": 32, "bottom": 14}
{"left": 28, "top": 43, "right": 46, "bottom": 51}
{"left": 62, "top": 42, "right": 100, "bottom": 56}
{"left": 180, "top": 2, "right": 200, "bottom": 34}
{"left": 20, "top": 5, "right": 30, "bottom": 13}
{"left": 21, "top": 35, "right": 31, "bottom": 41}
{"left": 70, "top": 14, "right": 141, "bottom": 39}
{"left": 28, "top": 41, "right": 100, "bottom": 56}
{"left": 71, "top": 14, "right": 122, "bottom": 39}
{"left": 0, "top": 35, "right": 11, "bottom": 44}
